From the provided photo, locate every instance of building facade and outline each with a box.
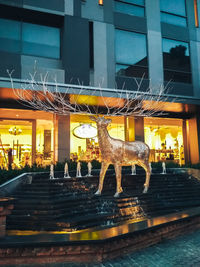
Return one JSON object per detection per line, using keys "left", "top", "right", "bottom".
{"left": 1, "top": 0, "right": 200, "bottom": 168}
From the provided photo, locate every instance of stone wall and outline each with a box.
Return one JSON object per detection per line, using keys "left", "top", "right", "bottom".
{"left": 1, "top": 215, "right": 200, "bottom": 265}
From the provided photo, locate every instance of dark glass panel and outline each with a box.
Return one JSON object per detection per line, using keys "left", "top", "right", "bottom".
{"left": 162, "top": 38, "right": 190, "bottom": 72}
{"left": 162, "top": 38, "right": 191, "bottom": 83}
{"left": 115, "top": 2, "right": 144, "bottom": 17}
{"left": 120, "top": 0, "right": 144, "bottom": 5}
{"left": 89, "top": 22, "right": 94, "bottom": 69}
{"left": 116, "top": 64, "right": 148, "bottom": 78}
{"left": 0, "top": 18, "right": 21, "bottom": 53}
{"left": 22, "top": 22, "right": 60, "bottom": 59}
{"left": 161, "top": 12, "right": 187, "bottom": 27}
{"left": 115, "top": 29, "right": 148, "bottom": 78}
{"left": 116, "top": 29, "right": 147, "bottom": 66}
{"left": 164, "top": 70, "right": 191, "bottom": 83}
{"left": 160, "top": 0, "right": 186, "bottom": 16}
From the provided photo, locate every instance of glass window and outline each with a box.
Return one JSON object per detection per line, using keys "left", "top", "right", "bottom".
{"left": 160, "top": 13, "right": 187, "bottom": 27}
{"left": 162, "top": 38, "right": 191, "bottom": 83}
{"left": 160, "top": 0, "right": 187, "bottom": 27}
{"left": 0, "top": 18, "right": 21, "bottom": 53}
{"left": 115, "top": 0, "right": 145, "bottom": 17}
{"left": 0, "top": 120, "right": 32, "bottom": 168}
{"left": 160, "top": 0, "right": 186, "bottom": 16}
{"left": 115, "top": 29, "right": 148, "bottom": 78}
{"left": 22, "top": 22, "right": 60, "bottom": 59}
{"left": 144, "top": 117, "right": 184, "bottom": 165}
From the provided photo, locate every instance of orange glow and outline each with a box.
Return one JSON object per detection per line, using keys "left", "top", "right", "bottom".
{"left": 70, "top": 94, "right": 125, "bottom": 108}
{"left": 194, "top": 0, "right": 199, "bottom": 27}
{"left": 143, "top": 100, "right": 184, "bottom": 113}
{"left": 99, "top": 0, "right": 103, "bottom": 5}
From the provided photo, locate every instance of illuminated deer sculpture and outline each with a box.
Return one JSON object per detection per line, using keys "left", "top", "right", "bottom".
{"left": 90, "top": 116, "right": 150, "bottom": 197}
{"left": 9, "top": 71, "right": 170, "bottom": 197}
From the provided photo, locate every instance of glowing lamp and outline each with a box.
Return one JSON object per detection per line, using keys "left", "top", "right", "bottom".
{"left": 73, "top": 124, "right": 97, "bottom": 139}
{"left": 8, "top": 127, "right": 22, "bottom": 136}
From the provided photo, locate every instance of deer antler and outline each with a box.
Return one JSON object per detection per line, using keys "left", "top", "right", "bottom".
{"left": 8, "top": 70, "right": 173, "bottom": 118}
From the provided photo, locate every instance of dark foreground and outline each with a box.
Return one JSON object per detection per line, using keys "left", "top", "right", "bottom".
{"left": 4, "top": 228, "right": 200, "bottom": 267}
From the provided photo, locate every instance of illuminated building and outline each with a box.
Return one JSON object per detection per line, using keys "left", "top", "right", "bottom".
{"left": 1, "top": 0, "right": 200, "bottom": 168}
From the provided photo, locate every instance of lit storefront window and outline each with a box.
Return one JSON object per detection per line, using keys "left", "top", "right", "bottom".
{"left": 70, "top": 114, "right": 125, "bottom": 162}
{"left": 36, "top": 120, "right": 54, "bottom": 166}
{"left": 0, "top": 109, "right": 54, "bottom": 169}
{"left": 0, "top": 120, "right": 32, "bottom": 168}
{"left": 144, "top": 118, "right": 185, "bottom": 165}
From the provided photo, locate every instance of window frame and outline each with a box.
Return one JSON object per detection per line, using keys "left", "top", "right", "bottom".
{"left": 160, "top": 0, "right": 187, "bottom": 27}
{"left": 162, "top": 37, "right": 192, "bottom": 84}
{"left": 0, "top": 17, "right": 61, "bottom": 60}
{"left": 114, "top": 0, "right": 145, "bottom": 17}
{"left": 115, "top": 28, "right": 149, "bottom": 79}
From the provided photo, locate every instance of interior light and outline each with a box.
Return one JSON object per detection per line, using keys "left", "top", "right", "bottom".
{"left": 194, "top": 0, "right": 199, "bottom": 27}
{"left": 8, "top": 126, "right": 22, "bottom": 136}
{"left": 73, "top": 124, "right": 97, "bottom": 139}
{"left": 99, "top": 0, "right": 103, "bottom": 5}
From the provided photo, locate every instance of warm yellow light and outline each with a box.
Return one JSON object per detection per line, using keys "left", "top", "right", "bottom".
{"left": 99, "top": 0, "right": 103, "bottom": 5}
{"left": 8, "top": 126, "right": 22, "bottom": 135}
{"left": 194, "top": 0, "right": 199, "bottom": 27}
{"left": 73, "top": 124, "right": 97, "bottom": 139}
{"left": 166, "top": 133, "right": 173, "bottom": 149}
{"left": 70, "top": 95, "right": 98, "bottom": 106}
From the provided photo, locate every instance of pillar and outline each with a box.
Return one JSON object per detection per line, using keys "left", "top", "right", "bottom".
{"left": 134, "top": 117, "right": 144, "bottom": 142}
{"left": 54, "top": 114, "right": 70, "bottom": 163}
{"left": 182, "top": 119, "right": 189, "bottom": 163}
{"left": 32, "top": 120, "right": 36, "bottom": 165}
{"left": 185, "top": 117, "right": 200, "bottom": 164}
{"left": 145, "top": 0, "right": 164, "bottom": 91}
{"left": 124, "top": 116, "right": 135, "bottom": 141}
{"left": 93, "top": 21, "right": 115, "bottom": 88}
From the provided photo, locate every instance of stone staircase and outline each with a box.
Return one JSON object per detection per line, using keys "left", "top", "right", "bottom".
{"left": 6, "top": 171, "right": 200, "bottom": 232}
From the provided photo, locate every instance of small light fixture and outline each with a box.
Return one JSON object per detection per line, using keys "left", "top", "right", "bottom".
{"left": 73, "top": 124, "right": 97, "bottom": 139}
{"left": 9, "top": 126, "right": 22, "bottom": 136}
{"left": 99, "top": 0, "right": 103, "bottom": 5}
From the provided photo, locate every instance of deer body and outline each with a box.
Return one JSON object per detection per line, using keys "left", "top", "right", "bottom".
{"left": 90, "top": 116, "right": 151, "bottom": 197}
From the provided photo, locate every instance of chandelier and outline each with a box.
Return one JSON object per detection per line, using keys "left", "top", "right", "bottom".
{"left": 8, "top": 126, "right": 22, "bottom": 136}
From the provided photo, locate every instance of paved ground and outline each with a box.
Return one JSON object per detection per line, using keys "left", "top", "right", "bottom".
{"left": 6, "top": 229, "right": 200, "bottom": 267}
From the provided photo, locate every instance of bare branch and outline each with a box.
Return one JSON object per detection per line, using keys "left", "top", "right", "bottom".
{"left": 9, "top": 71, "right": 174, "bottom": 118}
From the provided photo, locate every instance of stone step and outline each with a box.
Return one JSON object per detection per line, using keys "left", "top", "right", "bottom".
{"left": 6, "top": 172, "right": 200, "bottom": 232}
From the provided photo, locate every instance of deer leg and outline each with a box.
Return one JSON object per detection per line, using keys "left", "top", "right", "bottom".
{"left": 114, "top": 164, "right": 123, "bottom": 198}
{"left": 95, "top": 161, "right": 109, "bottom": 196}
{"left": 139, "top": 161, "right": 151, "bottom": 193}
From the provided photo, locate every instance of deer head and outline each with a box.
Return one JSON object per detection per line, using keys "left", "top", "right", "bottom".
{"left": 89, "top": 116, "right": 112, "bottom": 127}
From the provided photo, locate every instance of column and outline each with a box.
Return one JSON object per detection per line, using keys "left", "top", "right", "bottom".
{"left": 186, "top": 0, "right": 200, "bottom": 97}
{"left": 93, "top": 21, "right": 115, "bottom": 88}
{"left": 124, "top": 116, "right": 135, "bottom": 141}
{"left": 54, "top": 114, "right": 70, "bottom": 163}
{"left": 134, "top": 117, "right": 144, "bottom": 142}
{"left": 145, "top": 0, "right": 164, "bottom": 91}
{"left": 182, "top": 119, "right": 189, "bottom": 163}
{"left": 32, "top": 120, "right": 36, "bottom": 165}
{"left": 185, "top": 117, "right": 200, "bottom": 164}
